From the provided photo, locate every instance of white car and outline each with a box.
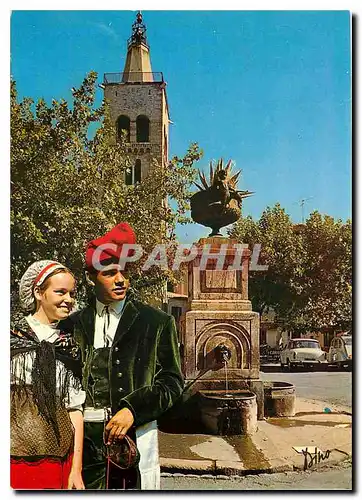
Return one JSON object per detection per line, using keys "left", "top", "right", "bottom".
{"left": 280, "top": 338, "right": 327, "bottom": 370}
{"left": 327, "top": 335, "right": 352, "bottom": 370}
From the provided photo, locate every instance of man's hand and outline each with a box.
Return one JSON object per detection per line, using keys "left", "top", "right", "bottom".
{"left": 105, "top": 407, "right": 134, "bottom": 445}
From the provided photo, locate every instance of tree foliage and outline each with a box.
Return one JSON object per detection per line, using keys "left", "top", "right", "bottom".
{"left": 11, "top": 71, "right": 203, "bottom": 313}
{"left": 229, "top": 204, "right": 352, "bottom": 335}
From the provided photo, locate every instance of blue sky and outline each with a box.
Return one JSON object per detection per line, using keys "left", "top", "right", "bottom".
{"left": 10, "top": 10, "right": 351, "bottom": 243}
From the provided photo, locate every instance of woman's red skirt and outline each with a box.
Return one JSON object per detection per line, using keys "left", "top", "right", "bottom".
{"left": 10, "top": 453, "right": 73, "bottom": 490}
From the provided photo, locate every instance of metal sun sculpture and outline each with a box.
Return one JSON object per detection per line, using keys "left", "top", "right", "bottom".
{"left": 190, "top": 159, "right": 254, "bottom": 236}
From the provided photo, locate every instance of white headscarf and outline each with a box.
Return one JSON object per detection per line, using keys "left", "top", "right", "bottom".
{"left": 19, "top": 260, "right": 67, "bottom": 313}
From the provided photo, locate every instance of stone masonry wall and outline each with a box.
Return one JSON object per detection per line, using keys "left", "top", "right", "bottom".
{"left": 104, "top": 82, "right": 169, "bottom": 179}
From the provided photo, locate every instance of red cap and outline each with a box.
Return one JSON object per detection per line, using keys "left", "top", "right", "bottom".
{"left": 85, "top": 223, "right": 136, "bottom": 271}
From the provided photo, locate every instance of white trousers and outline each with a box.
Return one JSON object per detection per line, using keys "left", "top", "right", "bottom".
{"left": 136, "top": 420, "right": 160, "bottom": 490}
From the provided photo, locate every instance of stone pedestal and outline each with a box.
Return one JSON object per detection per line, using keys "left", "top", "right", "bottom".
{"left": 181, "top": 237, "right": 260, "bottom": 392}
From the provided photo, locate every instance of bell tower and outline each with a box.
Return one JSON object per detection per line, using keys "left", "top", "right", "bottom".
{"left": 103, "top": 12, "right": 170, "bottom": 185}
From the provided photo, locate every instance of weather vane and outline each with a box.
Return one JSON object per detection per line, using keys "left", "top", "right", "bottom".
{"left": 128, "top": 10, "right": 148, "bottom": 47}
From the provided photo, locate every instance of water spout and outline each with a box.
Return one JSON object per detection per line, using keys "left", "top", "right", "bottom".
{"left": 215, "top": 344, "right": 231, "bottom": 364}
{"left": 225, "top": 361, "right": 229, "bottom": 396}
{"left": 214, "top": 344, "right": 232, "bottom": 396}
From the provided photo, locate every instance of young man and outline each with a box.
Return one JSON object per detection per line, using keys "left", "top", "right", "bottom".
{"left": 63, "top": 223, "right": 183, "bottom": 490}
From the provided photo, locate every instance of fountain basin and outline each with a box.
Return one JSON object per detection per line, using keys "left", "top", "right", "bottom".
{"left": 197, "top": 390, "right": 257, "bottom": 436}
{"left": 263, "top": 381, "right": 296, "bottom": 417}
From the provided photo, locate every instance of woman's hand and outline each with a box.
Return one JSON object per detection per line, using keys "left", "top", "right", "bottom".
{"left": 67, "top": 409, "right": 85, "bottom": 489}
{"left": 67, "top": 468, "right": 85, "bottom": 490}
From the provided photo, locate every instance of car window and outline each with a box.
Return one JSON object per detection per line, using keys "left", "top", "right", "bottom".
{"left": 291, "top": 340, "right": 320, "bottom": 349}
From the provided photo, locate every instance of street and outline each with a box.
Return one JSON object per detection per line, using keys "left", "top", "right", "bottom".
{"left": 260, "top": 368, "right": 352, "bottom": 408}
{"left": 161, "top": 460, "right": 352, "bottom": 490}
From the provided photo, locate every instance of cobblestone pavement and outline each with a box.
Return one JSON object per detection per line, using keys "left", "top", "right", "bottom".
{"left": 161, "top": 460, "right": 353, "bottom": 490}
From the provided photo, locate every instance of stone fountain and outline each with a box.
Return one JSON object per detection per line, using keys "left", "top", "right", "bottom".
{"left": 179, "top": 235, "right": 262, "bottom": 435}
{"left": 162, "top": 159, "right": 295, "bottom": 436}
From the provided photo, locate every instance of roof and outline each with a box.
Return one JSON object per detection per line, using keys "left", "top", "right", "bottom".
{"left": 292, "top": 338, "right": 319, "bottom": 341}
{"left": 167, "top": 292, "right": 188, "bottom": 299}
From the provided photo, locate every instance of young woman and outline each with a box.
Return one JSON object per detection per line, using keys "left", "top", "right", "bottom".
{"left": 11, "top": 260, "right": 86, "bottom": 490}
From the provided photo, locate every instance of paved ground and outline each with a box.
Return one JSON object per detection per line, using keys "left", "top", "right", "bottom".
{"left": 260, "top": 369, "right": 352, "bottom": 408}
{"left": 159, "top": 369, "right": 352, "bottom": 490}
{"left": 159, "top": 397, "right": 352, "bottom": 475}
{"left": 161, "top": 460, "right": 352, "bottom": 490}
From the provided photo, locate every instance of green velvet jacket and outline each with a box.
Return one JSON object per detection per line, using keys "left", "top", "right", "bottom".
{"left": 62, "top": 297, "right": 184, "bottom": 427}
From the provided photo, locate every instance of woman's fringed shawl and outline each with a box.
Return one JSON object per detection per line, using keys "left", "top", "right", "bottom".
{"left": 10, "top": 318, "right": 83, "bottom": 459}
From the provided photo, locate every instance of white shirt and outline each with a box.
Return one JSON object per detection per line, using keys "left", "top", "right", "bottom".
{"left": 11, "top": 315, "right": 86, "bottom": 411}
{"left": 94, "top": 298, "right": 126, "bottom": 349}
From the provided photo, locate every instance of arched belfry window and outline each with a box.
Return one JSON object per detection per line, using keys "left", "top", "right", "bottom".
{"left": 117, "top": 115, "right": 130, "bottom": 142}
{"left": 125, "top": 159, "right": 142, "bottom": 186}
{"left": 136, "top": 115, "right": 150, "bottom": 142}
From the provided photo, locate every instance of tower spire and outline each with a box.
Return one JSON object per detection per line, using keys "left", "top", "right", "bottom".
{"left": 103, "top": 9, "right": 170, "bottom": 191}
{"left": 128, "top": 11, "right": 148, "bottom": 48}
{"left": 122, "top": 11, "right": 153, "bottom": 82}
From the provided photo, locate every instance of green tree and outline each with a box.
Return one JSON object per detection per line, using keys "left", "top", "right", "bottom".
{"left": 298, "top": 212, "right": 352, "bottom": 333}
{"left": 11, "top": 72, "right": 203, "bottom": 314}
{"left": 229, "top": 204, "right": 304, "bottom": 317}
{"left": 229, "top": 204, "right": 351, "bottom": 335}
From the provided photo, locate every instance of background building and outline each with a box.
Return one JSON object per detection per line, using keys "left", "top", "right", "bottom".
{"left": 103, "top": 12, "right": 170, "bottom": 185}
